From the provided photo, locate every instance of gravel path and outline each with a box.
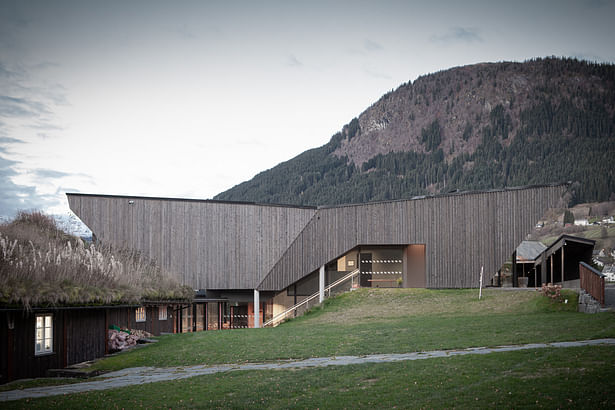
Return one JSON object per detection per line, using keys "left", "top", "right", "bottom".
{"left": 2, "top": 338, "right": 615, "bottom": 402}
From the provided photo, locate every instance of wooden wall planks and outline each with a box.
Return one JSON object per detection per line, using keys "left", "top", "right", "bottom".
{"left": 259, "top": 185, "right": 567, "bottom": 290}
{"left": 67, "top": 195, "right": 316, "bottom": 290}
{"left": 68, "top": 185, "right": 566, "bottom": 292}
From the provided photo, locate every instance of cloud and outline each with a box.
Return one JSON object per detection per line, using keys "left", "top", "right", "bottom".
{"left": 30, "top": 61, "right": 61, "bottom": 71}
{"left": 287, "top": 54, "right": 303, "bottom": 67}
{"left": 0, "top": 135, "right": 25, "bottom": 153}
{"left": 0, "top": 154, "right": 93, "bottom": 219}
{"left": 29, "top": 120, "right": 63, "bottom": 132}
{"left": 363, "top": 67, "right": 391, "bottom": 80}
{"left": 0, "top": 61, "right": 66, "bottom": 138}
{"left": 585, "top": 0, "right": 608, "bottom": 8}
{"left": 32, "top": 168, "right": 74, "bottom": 179}
{"left": 0, "top": 136, "right": 25, "bottom": 144}
{"left": 0, "top": 155, "right": 46, "bottom": 218}
{"left": 364, "top": 38, "right": 383, "bottom": 52}
{"left": 0, "top": 2, "right": 29, "bottom": 52}
{"left": 431, "top": 27, "right": 482, "bottom": 44}
{"left": 175, "top": 24, "right": 196, "bottom": 39}
{"left": 0, "top": 62, "right": 16, "bottom": 78}
{"left": 0, "top": 95, "right": 51, "bottom": 118}
{"left": 0, "top": 61, "right": 71, "bottom": 218}
{"left": 235, "top": 138, "right": 265, "bottom": 147}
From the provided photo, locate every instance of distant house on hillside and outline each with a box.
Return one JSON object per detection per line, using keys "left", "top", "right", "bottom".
{"left": 603, "top": 264, "right": 615, "bottom": 281}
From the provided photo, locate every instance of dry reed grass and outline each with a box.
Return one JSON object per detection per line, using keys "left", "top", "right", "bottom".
{"left": 0, "top": 211, "right": 193, "bottom": 309}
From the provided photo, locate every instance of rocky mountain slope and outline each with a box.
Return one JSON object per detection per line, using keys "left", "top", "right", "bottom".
{"left": 215, "top": 57, "right": 615, "bottom": 206}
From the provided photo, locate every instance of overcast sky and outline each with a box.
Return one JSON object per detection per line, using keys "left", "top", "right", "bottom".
{"left": 1, "top": 0, "right": 615, "bottom": 223}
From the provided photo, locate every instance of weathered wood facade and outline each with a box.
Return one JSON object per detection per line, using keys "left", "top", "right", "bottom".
{"left": 259, "top": 184, "right": 568, "bottom": 290}
{"left": 0, "top": 305, "right": 175, "bottom": 384}
{"left": 67, "top": 195, "right": 316, "bottom": 290}
{"left": 68, "top": 184, "right": 567, "bottom": 294}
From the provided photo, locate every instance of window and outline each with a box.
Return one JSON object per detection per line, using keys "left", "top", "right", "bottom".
{"left": 35, "top": 314, "right": 53, "bottom": 355}
{"left": 135, "top": 307, "right": 146, "bottom": 322}
{"left": 158, "top": 305, "right": 167, "bottom": 321}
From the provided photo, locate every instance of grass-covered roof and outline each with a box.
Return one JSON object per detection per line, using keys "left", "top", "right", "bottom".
{"left": 0, "top": 211, "right": 193, "bottom": 309}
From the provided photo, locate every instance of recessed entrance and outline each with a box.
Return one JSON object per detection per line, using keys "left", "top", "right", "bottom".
{"left": 360, "top": 248, "right": 403, "bottom": 288}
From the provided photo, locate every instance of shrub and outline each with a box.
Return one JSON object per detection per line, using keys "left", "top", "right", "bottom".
{"left": 540, "top": 283, "right": 562, "bottom": 302}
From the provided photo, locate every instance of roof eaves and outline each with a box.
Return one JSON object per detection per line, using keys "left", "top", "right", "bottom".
{"left": 66, "top": 192, "right": 317, "bottom": 210}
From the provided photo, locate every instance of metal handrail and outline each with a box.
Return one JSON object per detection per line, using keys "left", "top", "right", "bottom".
{"left": 263, "top": 268, "right": 360, "bottom": 327}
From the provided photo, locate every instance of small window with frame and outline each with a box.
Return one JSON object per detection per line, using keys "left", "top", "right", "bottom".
{"left": 158, "top": 305, "right": 167, "bottom": 321}
{"left": 35, "top": 314, "right": 53, "bottom": 355}
{"left": 135, "top": 307, "right": 146, "bottom": 322}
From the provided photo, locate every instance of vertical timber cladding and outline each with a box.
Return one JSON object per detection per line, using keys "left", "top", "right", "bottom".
{"left": 67, "top": 194, "right": 316, "bottom": 290}
{"left": 259, "top": 184, "right": 568, "bottom": 291}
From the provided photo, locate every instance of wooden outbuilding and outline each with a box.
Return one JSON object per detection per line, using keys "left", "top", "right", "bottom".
{"left": 0, "top": 303, "right": 178, "bottom": 384}
{"left": 510, "top": 235, "right": 595, "bottom": 288}
{"left": 536, "top": 235, "right": 596, "bottom": 287}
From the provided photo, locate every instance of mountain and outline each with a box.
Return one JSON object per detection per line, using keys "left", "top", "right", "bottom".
{"left": 214, "top": 57, "right": 615, "bottom": 206}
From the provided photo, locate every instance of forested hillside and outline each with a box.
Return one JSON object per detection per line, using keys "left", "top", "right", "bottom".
{"left": 215, "top": 58, "right": 615, "bottom": 206}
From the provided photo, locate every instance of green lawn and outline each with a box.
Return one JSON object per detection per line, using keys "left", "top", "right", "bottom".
{"left": 88, "top": 288, "right": 615, "bottom": 372}
{"left": 4, "top": 288, "right": 615, "bottom": 408}
{"left": 7, "top": 346, "right": 615, "bottom": 409}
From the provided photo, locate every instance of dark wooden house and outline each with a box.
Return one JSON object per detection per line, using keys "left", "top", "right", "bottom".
{"left": 1, "top": 303, "right": 177, "bottom": 384}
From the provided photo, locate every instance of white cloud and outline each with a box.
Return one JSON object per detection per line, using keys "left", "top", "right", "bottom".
{"left": 431, "top": 27, "right": 483, "bottom": 44}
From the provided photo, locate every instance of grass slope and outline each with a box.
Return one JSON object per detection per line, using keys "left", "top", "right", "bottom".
{"left": 87, "top": 288, "right": 615, "bottom": 372}
{"left": 5, "top": 288, "right": 615, "bottom": 408}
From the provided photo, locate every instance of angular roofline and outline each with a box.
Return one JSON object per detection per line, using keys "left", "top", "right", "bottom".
{"left": 66, "top": 192, "right": 318, "bottom": 210}
{"left": 67, "top": 182, "right": 570, "bottom": 212}
{"left": 543, "top": 234, "right": 596, "bottom": 254}
{"left": 257, "top": 182, "right": 569, "bottom": 290}
{"left": 316, "top": 182, "right": 571, "bottom": 209}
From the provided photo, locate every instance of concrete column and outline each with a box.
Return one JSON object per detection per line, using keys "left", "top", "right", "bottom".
{"left": 253, "top": 290, "right": 260, "bottom": 328}
{"left": 512, "top": 250, "right": 517, "bottom": 287}
{"left": 319, "top": 265, "right": 325, "bottom": 303}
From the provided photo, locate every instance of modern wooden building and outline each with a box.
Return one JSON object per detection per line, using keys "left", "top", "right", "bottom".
{"left": 67, "top": 183, "right": 568, "bottom": 328}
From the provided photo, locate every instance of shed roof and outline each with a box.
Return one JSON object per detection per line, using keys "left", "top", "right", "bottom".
{"left": 516, "top": 241, "right": 547, "bottom": 262}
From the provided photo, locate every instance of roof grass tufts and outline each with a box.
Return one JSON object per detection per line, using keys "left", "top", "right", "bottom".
{"left": 0, "top": 211, "right": 193, "bottom": 309}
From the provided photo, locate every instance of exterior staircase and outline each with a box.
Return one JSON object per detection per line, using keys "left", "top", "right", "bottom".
{"left": 263, "top": 269, "right": 360, "bottom": 327}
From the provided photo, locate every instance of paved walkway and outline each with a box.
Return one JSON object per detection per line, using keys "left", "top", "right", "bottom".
{"left": 2, "top": 338, "right": 615, "bottom": 402}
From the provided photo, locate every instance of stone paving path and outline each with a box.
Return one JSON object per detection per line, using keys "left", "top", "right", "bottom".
{"left": 2, "top": 338, "right": 615, "bottom": 402}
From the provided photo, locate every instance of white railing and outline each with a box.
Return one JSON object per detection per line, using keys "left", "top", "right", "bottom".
{"left": 263, "top": 268, "right": 360, "bottom": 327}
